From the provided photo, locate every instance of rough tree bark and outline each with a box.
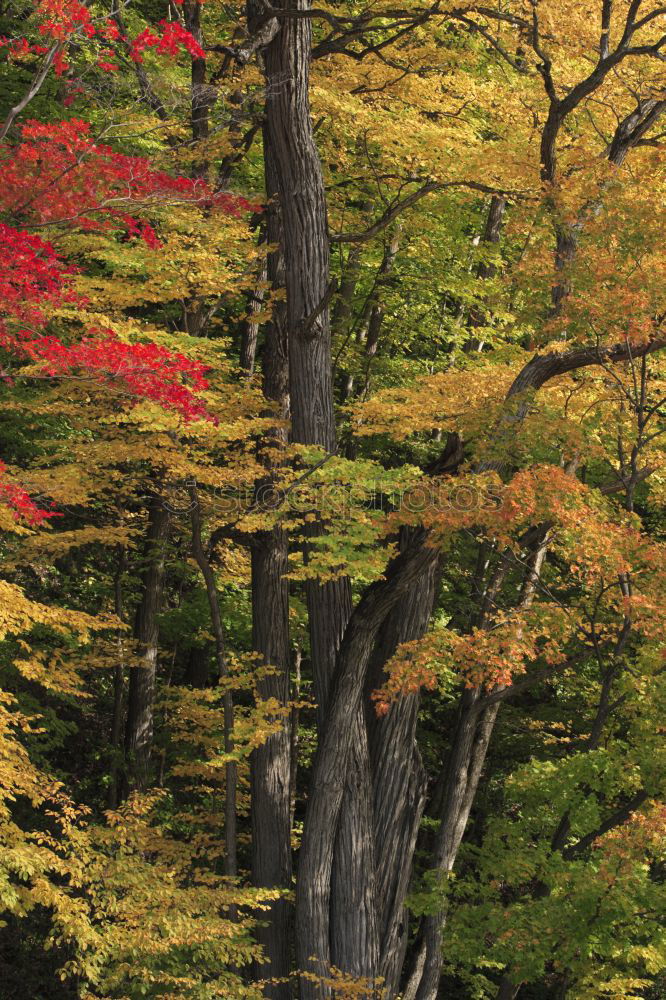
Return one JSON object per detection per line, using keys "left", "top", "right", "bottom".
{"left": 245, "top": 5, "right": 666, "bottom": 998}
{"left": 366, "top": 548, "right": 439, "bottom": 995}
{"left": 248, "top": 119, "right": 294, "bottom": 998}
{"left": 329, "top": 708, "right": 380, "bottom": 981}
{"left": 295, "top": 534, "right": 439, "bottom": 998}
{"left": 257, "top": 4, "right": 371, "bottom": 992}
{"left": 257, "top": 0, "right": 353, "bottom": 712}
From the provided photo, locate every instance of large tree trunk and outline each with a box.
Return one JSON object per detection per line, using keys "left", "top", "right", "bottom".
{"left": 248, "top": 121, "right": 294, "bottom": 998}
{"left": 329, "top": 709, "right": 380, "bottom": 981}
{"left": 251, "top": 14, "right": 666, "bottom": 996}
{"left": 367, "top": 553, "right": 438, "bottom": 995}
{"left": 262, "top": 0, "right": 353, "bottom": 728}
{"left": 261, "top": 1, "right": 334, "bottom": 450}
{"left": 250, "top": 530, "right": 293, "bottom": 996}
{"left": 124, "top": 494, "right": 170, "bottom": 793}
{"left": 259, "top": 14, "right": 503, "bottom": 986}
{"left": 258, "top": 0, "right": 353, "bottom": 716}
{"left": 259, "top": 3, "right": 368, "bottom": 990}
{"left": 295, "top": 534, "right": 438, "bottom": 999}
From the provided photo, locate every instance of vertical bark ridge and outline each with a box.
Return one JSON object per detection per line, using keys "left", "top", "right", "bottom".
{"left": 295, "top": 536, "right": 438, "bottom": 999}
{"left": 367, "top": 556, "right": 438, "bottom": 994}
{"left": 329, "top": 709, "right": 380, "bottom": 981}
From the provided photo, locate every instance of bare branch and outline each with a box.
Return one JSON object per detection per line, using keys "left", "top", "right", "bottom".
{"left": 331, "top": 180, "right": 521, "bottom": 244}
{"left": 0, "top": 44, "right": 61, "bottom": 142}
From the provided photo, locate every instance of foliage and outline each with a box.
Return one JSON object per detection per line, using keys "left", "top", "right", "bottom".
{"left": 0, "top": 0, "right": 665, "bottom": 997}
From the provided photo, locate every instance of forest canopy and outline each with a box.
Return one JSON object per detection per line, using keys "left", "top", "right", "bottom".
{"left": 0, "top": 1, "right": 665, "bottom": 998}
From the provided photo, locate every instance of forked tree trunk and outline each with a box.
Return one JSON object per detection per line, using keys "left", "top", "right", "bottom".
{"left": 258, "top": 4, "right": 364, "bottom": 992}
{"left": 257, "top": 10, "right": 497, "bottom": 990}
{"left": 244, "top": 8, "right": 666, "bottom": 1000}
{"left": 296, "top": 534, "right": 438, "bottom": 999}
{"left": 332, "top": 533, "right": 439, "bottom": 991}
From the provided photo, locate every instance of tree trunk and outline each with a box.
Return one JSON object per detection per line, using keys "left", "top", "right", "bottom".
{"left": 183, "top": 1, "right": 211, "bottom": 164}
{"left": 184, "top": 644, "right": 211, "bottom": 688}
{"left": 496, "top": 975, "right": 521, "bottom": 1000}
{"left": 413, "top": 696, "right": 501, "bottom": 1000}
{"left": 260, "top": 5, "right": 368, "bottom": 990}
{"left": 240, "top": 255, "right": 267, "bottom": 375}
{"left": 250, "top": 532, "right": 293, "bottom": 996}
{"left": 466, "top": 194, "right": 506, "bottom": 351}
{"left": 107, "top": 545, "right": 126, "bottom": 809}
{"left": 189, "top": 485, "right": 238, "bottom": 877}
{"left": 262, "top": 6, "right": 335, "bottom": 452}
{"left": 365, "top": 227, "right": 401, "bottom": 360}
{"left": 295, "top": 535, "right": 438, "bottom": 998}
{"left": 329, "top": 708, "right": 380, "bottom": 980}
{"left": 248, "top": 104, "right": 294, "bottom": 997}
{"left": 330, "top": 533, "right": 440, "bottom": 994}
{"left": 367, "top": 552, "right": 438, "bottom": 994}
{"left": 409, "top": 536, "right": 550, "bottom": 999}
{"left": 261, "top": 0, "right": 353, "bottom": 725}
{"left": 124, "top": 494, "right": 170, "bottom": 793}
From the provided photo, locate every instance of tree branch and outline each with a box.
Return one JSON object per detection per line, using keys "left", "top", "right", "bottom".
{"left": 562, "top": 789, "right": 649, "bottom": 858}
{"left": 331, "top": 180, "right": 520, "bottom": 244}
{"left": 507, "top": 336, "right": 666, "bottom": 398}
{"left": 0, "top": 44, "right": 61, "bottom": 142}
